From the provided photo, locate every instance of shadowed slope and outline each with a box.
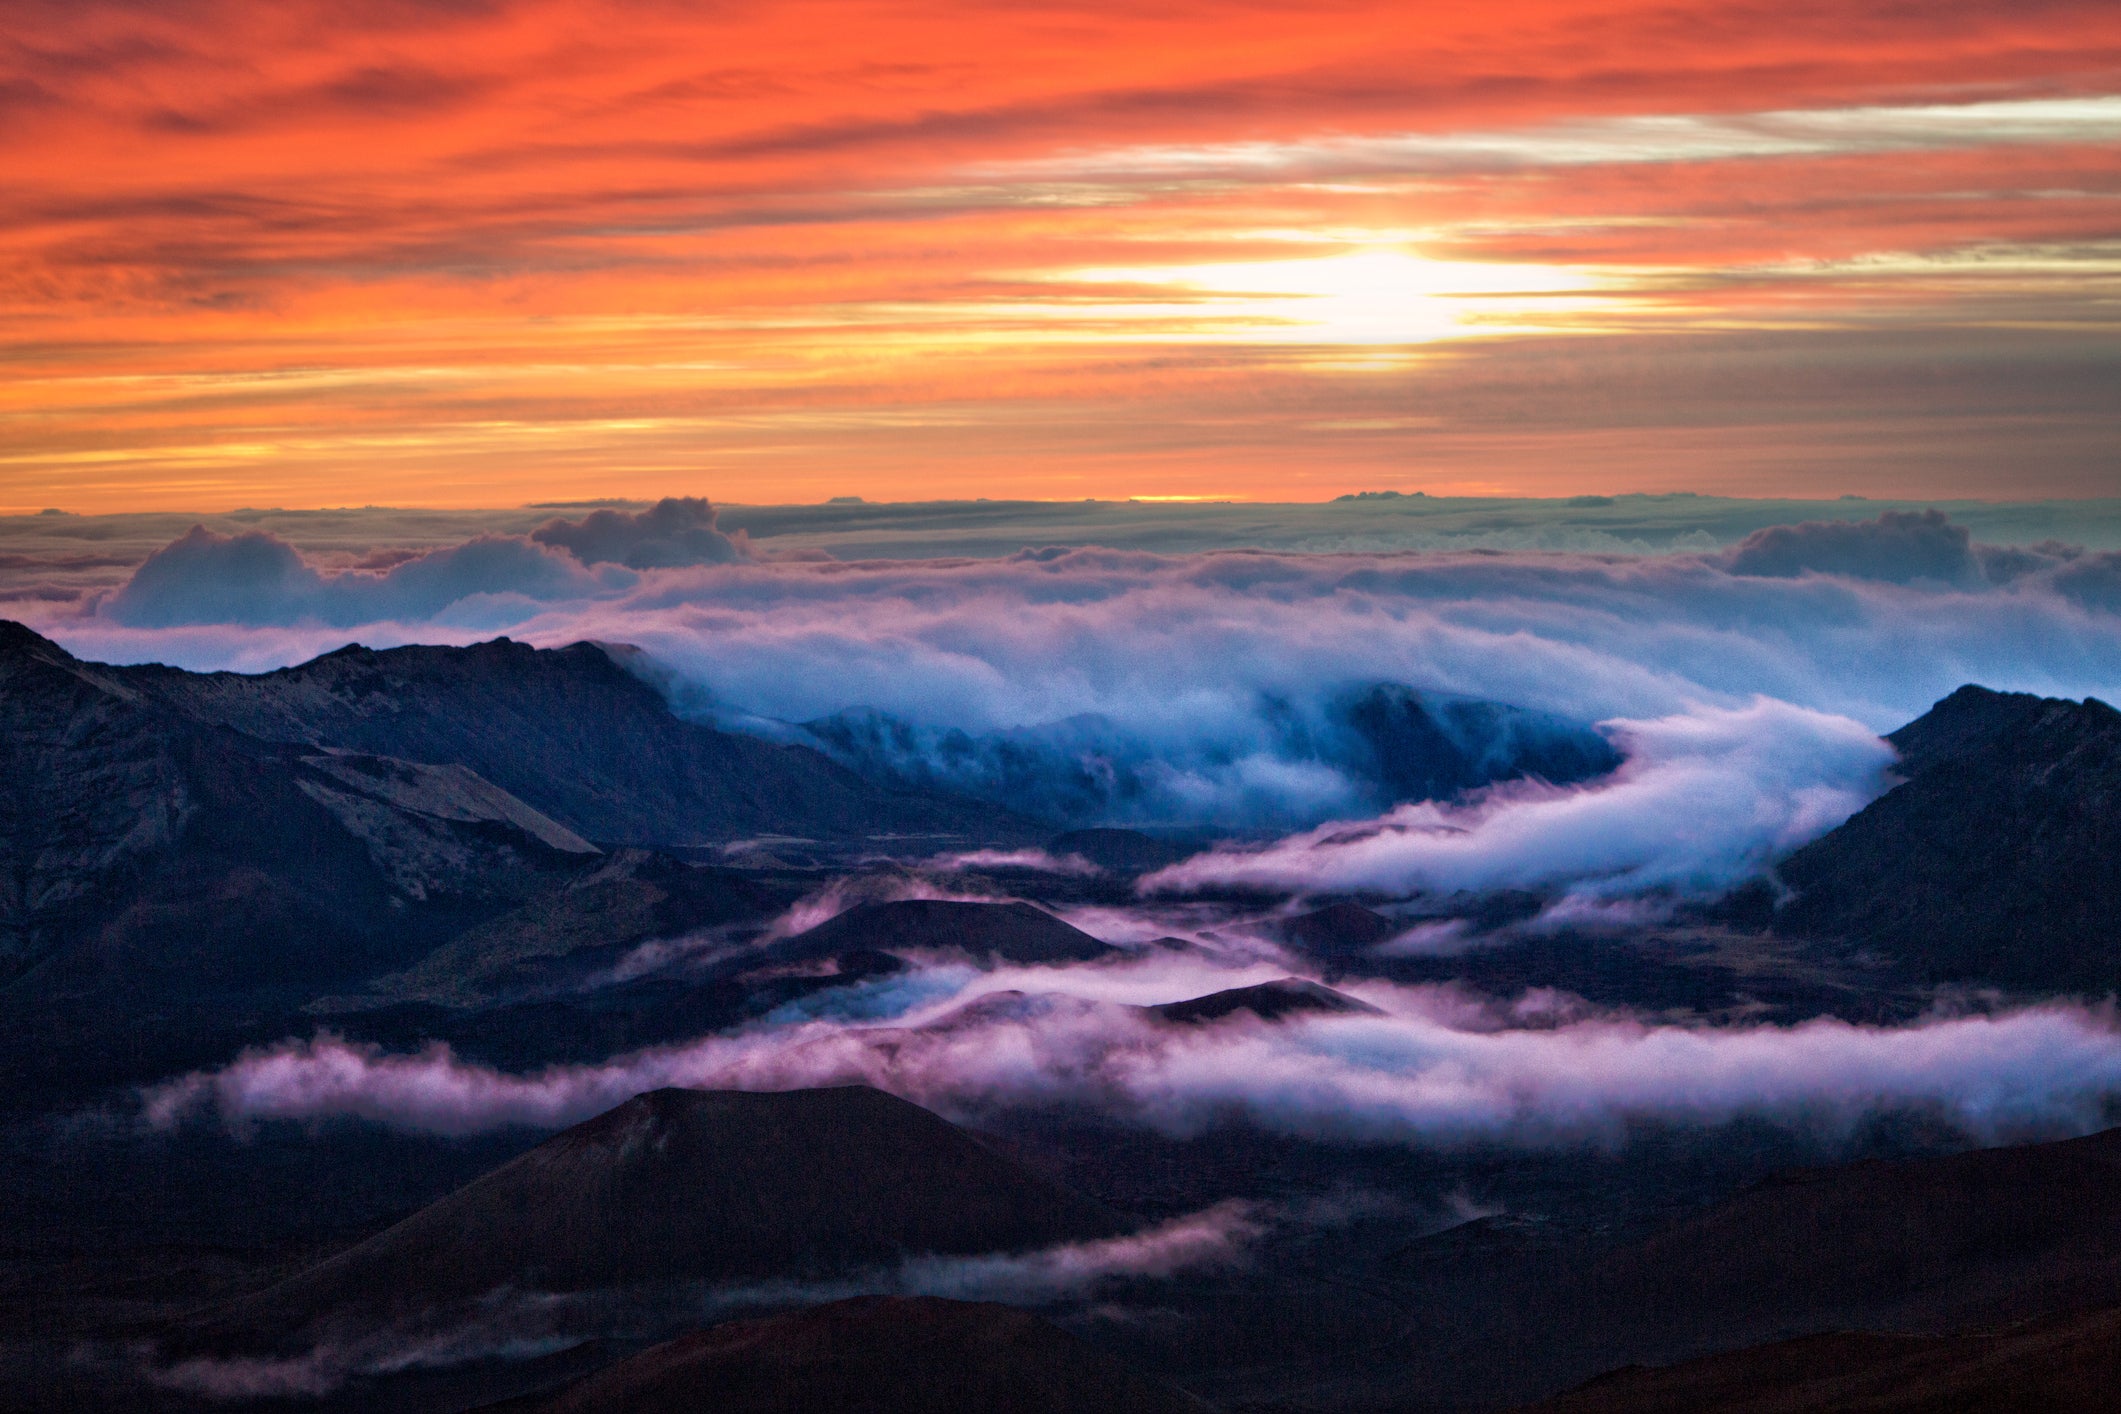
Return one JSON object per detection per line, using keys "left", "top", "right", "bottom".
{"left": 0, "top": 623, "right": 590, "bottom": 1001}
{"left": 121, "top": 635, "right": 1029, "bottom": 848}
{"left": 1777, "top": 685, "right": 2121, "bottom": 991}
{"left": 198, "top": 1086, "right": 1127, "bottom": 1346}
{"left": 1552, "top": 1125, "right": 2121, "bottom": 1365}
{"left": 1524, "top": 1302, "right": 2121, "bottom": 1414}
{"left": 500, "top": 1295, "right": 1213, "bottom": 1414}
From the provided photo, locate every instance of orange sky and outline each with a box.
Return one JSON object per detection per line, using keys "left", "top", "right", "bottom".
{"left": 3, "top": 0, "right": 2118, "bottom": 512}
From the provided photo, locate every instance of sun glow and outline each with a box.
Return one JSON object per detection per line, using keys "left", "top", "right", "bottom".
{"left": 1058, "top": 250, "right": 1618, "bottom": 344}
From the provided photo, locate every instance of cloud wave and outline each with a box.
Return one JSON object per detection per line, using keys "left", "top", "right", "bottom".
{"left": 1145, "top": 699, "right": 1893, "bottom": 900}
{"left": 141, "top": 958, "right": 2121, "bottom": 1150}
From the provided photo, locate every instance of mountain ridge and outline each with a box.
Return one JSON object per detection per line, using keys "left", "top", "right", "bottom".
{"left": 1775, "top": 683, "right": 2121, "bottom": 990}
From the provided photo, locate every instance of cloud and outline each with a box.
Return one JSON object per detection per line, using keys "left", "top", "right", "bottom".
{"left": 1143, "top": 699, "right": 1894, "bottom": 901}
{"left": 932, "top": 848, "right": 1103, "bottom": 876}
{"left": 38, "top": 509, "right": 2121, "bottom": 848}
{"left": 530, "top": 497, "right": 749, "bottom": 570}
{"left": 1722, "top": 509, "right": 1981, "bottom": 585}
{"left": 101, "top": 525, "right": 605, "bottom": 629}
{"left": 896, "top": 1200, "right": 1261, "bottom": 1301}
{"left": 140, "top": 954, "right": 2121, "bottom": 1151}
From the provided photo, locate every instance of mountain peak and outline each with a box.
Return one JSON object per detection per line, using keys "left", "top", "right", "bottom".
{"left": 1780, "top": 683, "right": 2121, "bottom": 989}
{"left": 0, "top": 619, "right": 69, "bottom": 662}
{"left": 197, "top": 1084, "right": 1127, "bottom": 1347}
{"left": 1889, "top": 682, "right": 2121, "bottom": 780}
{"left": 1154, "top": 977, "right": 1381, "bottom": 1025}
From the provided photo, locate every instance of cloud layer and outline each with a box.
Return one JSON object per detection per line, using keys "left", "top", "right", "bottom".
{"left": 35, "top": 510, "right": 2121, "bottom": 864}
{"left": 1146, "top": 699, "right": 1893, "bottom": 900}
{"left": 142, "top": 952, "right": 2121, "bottom": 1151}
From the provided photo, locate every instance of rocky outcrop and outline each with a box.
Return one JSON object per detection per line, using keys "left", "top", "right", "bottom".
{"left": 1775, "top": 685, "right": 2121, "bottom": 991}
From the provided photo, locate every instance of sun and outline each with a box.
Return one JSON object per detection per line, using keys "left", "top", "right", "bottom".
{"left": 1058, "top": 247, "right": 1615, "bottom": 345}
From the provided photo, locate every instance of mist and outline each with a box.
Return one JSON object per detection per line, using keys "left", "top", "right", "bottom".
{"left": 13, "top": 509, "right": 2121, "bottom": 865}
{"left": 142, "top": 950, "right": 2121, "bottom": 1151}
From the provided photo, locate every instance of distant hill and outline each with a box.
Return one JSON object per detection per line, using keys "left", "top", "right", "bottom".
{"left": 768, "top": 899, "right": 1115, "bottom": 968}
{"left": 496, "top": 1295, "right": 1214, "bottom": 1414}
{"left": 1152, "top": 978, "right": 1380, "bottom": 1025}
{"left": 1775, "top": 684, "right": 2121, "bottom": 991}
{"left": 191, "top": 1086, "right": 1128, "bottom": 1348}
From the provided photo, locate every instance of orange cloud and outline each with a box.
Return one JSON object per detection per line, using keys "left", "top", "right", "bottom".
{"left": 2, "top": 0, "right": 2117, "bottom": 510}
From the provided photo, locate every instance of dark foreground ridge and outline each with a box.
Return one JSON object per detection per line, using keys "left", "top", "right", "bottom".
{"left": 490, "top": 1295, "right": 1213, "bottom": 1414}
{"left": 185, "top": 1085, "right": 1127, "bottom": 1352}
{"left": 1523, "top": 1302, "right": 2121, "bottom": 1414}
{"left": 1551, "top": 1123, "right": 2121, "bottom": 1357}
{"left": 1776, "top": 683, "right": 2121, "bottom": 990}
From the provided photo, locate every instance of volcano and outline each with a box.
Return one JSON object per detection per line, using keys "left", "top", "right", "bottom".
{"left": 196, "top": 1086, "right": 1127, "bottom": 1346}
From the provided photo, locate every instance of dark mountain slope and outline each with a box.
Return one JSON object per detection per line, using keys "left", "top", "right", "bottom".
{"left": 0, "top": 624, "right": 590, "bottom": 1005}
{"left": 322, "top": 848, "right": 772, "bottom": 1011}
{"left": 194, "top": 1086, "right": 1127, "bottom": 1347}
{"left": 1776, "top": 685, "right": 2121, "bottom": 990}
{"left": 1542, "top": 1124, "right": 2121, "bottom": 1369}
{"left": 502, "top": 1295, "right": 1213, "bottom": 1414}
{"left": 1524, "top": 1302, "right": 2121, "bottom": 1414}
{"left": 119, "top": 634, "right": 1029, "bottom": 848}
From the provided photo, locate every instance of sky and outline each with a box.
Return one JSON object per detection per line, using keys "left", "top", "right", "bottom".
{"left": 3, "top": 0, "right": 2118, "bottom": 512}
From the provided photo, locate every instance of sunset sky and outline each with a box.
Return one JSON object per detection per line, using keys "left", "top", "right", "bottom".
{"left": 4, "top": 0, "right": 2117, "bottom": 512}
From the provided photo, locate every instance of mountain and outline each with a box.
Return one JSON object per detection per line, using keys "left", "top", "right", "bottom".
{"left": 191, "top": 1086, "right": 1128, "bottom": 1347}
{"left": 767, "top": 899, "right": 1115, "bottom": 968}
{"left": 1152, "top": 978, "right": 1380, "bottom": 1024}
{"left": 1336, "top": 683, "right": 1622, "bottom": 806}
{"left": 1523, "top": 1302, "right": 2121, "bottom": 1414}
{"left": 495, "top": 1295, "right": 1214, "bottom": 1414}
{"left": 1775, "top": 685, "right": 2121, "bottom": 990}
{"left": 115, "top": 632, "right": 1028, "bottom": 848}
{"left": 0, "top": 623, "right": 592, "bottom": 1003}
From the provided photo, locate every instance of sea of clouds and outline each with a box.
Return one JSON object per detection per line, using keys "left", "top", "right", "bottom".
{"left": 142, "top": 947, "right": 2121, "bottom": 1151}
{"left": 7, "top": 498, "right": 2118, "bottom": 1157}
{"left": 15, "top": 499, "right": 2121, "bottom": 891}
